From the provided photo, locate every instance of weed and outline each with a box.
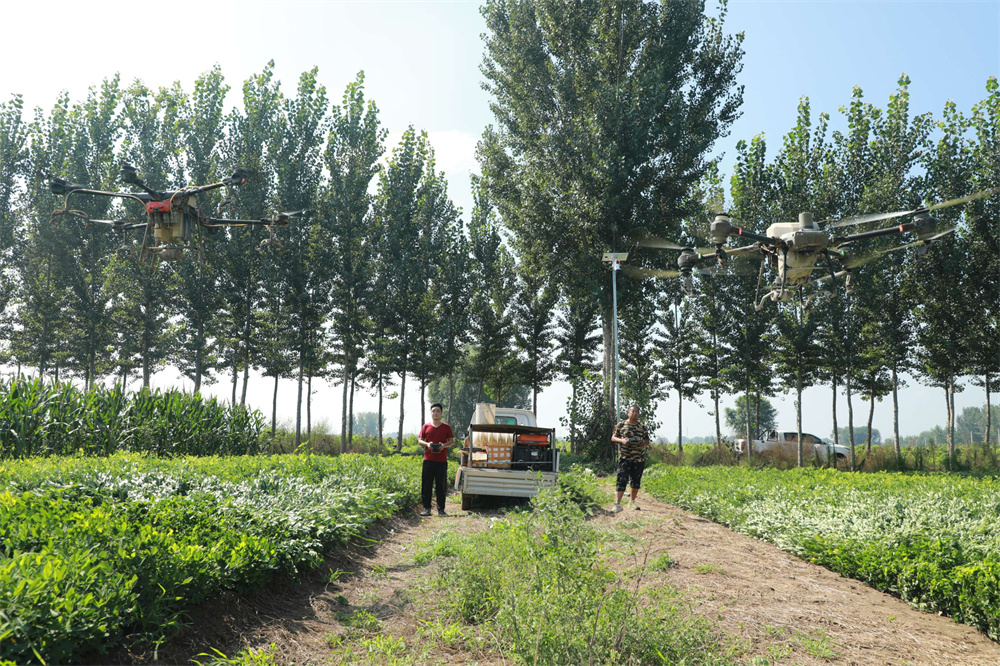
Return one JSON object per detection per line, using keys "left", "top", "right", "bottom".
{"left": 649, "top": 553, "right": 674, "bottom": 571}
{"left": 370, "top": 564, "right": 388, "bottom": 579}
{"left": 337, "top": 609, "right": 382, "bottom": 632}
{"left": 694, "top": 563, "right": 725, "bottom": 574}
{"left": 193, "top": 644, "right": 279, "bottom": 666}
{"left": 360, "top": 633, "right": 407, "bottom": 656}
{"left": 793, "top": 630, "right": 838, "bottom": 659}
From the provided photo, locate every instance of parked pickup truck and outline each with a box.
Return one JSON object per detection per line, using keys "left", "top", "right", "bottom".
{"left": 455, "top": 403, "right": 559, "bottom": 511}
{"left": 733, "top": 429, "right": 849, "bottom": 462}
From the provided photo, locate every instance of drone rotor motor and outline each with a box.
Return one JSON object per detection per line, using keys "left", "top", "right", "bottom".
{"left": 709, "top": 214, "right": 732, "bottom": 245}
{"left": 912, "top": 212, "right": 937, "bottom": 241}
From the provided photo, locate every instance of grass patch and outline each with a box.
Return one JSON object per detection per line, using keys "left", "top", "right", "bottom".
{"left": 415, "top": 483, "right": 731, "bottom": 664}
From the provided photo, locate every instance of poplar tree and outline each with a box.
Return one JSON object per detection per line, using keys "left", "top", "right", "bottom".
{"left": 377, "top": 127, "right": 429, "bottom": 450}
{"left": 324, "top": 72, "right": 385, "bottom": 451}
{"left": 478, "top": 0, "right": 744, "bottom": 416}
{"left": 512, "top": 259, "right": 558, "bottom": 414}
{"left": 554, "top": 293, "right": 601, "bottom": 453}
{"left": 173, "top": 65, "right": 230, "bottom": 393}
{"left": 0, "top": 95, "right": 28, "bottom": 362}
{"left": 219, "top": 62, "right": 281, "bottom": 405}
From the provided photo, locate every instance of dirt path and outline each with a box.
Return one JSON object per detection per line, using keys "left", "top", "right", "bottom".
{"left": 161, "top": 490, "right": 1000, "bottom": 665}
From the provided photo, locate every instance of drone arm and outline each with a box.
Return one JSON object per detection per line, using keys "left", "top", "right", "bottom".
{"left": 202, "top": 217, "right": 277, "bottom": 228}
{"left": 730, "top": 227, "right": 774, "bottom": 245}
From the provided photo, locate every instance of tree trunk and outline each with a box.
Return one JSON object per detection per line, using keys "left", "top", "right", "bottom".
{"left": 988, "top": 374, "right": 993, "bottom": 451}
{"left": 420, "top": 378, "right": 426, "bottom": 426}
{"left": 397, "top": 356, "right": 408, "bottom": 453}
{"left": 231, "top": 362, "right": 238, "bottom": 405}
{"left": 142, "top": 348, "right": 151, "bottom": 389}
{"left": 832, "top": 375, "right": 839, "bottom": 447}
{"left": 307, "top": 373, "right": 313, "bottom": 439}
{"left": 866, "top": 381, "right": 876, "bottom": 455}
{"left": 744, "top": 381, "right": 752, "bottom": 453}
{"left": 447, "top": 372, "right": 455, "bottom": 424}
{"left": 295, "top": 355, "right": 304, "bottom": 448}
{"left": 892, "top": 365, "right": 901, "bottom": 462}
{"left": 796, "top": 368, "right": 804, "bottom": 468}
{"left": 341, "top": 365, "right": 350, "bottom": 454}
{"left": 377, "top": 371, "right": 384, "bottom": 451}
{"left": 947, "top": 378, "right": 956, "bottom": 465}
{"left": 847, "top": 373, "right": 856, "bottom": 471}
{"left": 711, "top": 386, "right": 720, "bottom": 453}
{"left": 240, "top": 362, "right": 249, "bottom": 407}
{"left": 570, "top": 379, "right": 578, "bottom": 454}
{"left": 348, "top": 370, "right": 356, "bottom": 446}
{"left": 194, "top": 321, "right": 204, "bottom": 394}
{"left": 677, "top": 388, "right": 683, "bottom": 453}
{"left": 271, "top": 374, "right": 279, "bottom": 439}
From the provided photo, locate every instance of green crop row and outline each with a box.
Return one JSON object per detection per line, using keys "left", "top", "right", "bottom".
{"left": 0, "top": 453, "right": 423, "bottom": 664}
{"left": 643, "top": 466, "right": 1000, "bottom": 640}
{"left": 0, "top": 377, "right": 264, "bottom": 458}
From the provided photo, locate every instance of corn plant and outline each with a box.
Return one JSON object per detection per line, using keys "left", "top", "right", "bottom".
{"left": 0, "top": 377, "right": 264, "bottom": 458}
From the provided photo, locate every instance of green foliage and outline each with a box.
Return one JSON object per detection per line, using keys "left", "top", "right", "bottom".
{"left": 724, "top": 395, "right": 778, "bottom": 438}
{"left": 0, "top": 453, "right": 422, "bottom": 664}
{"left": 0, "top": 377, "right": 263, "bottom": 458}
{"left": 643, "top": 465, "right": 1000, "bottom": 640}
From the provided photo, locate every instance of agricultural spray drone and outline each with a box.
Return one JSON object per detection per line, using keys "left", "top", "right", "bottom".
{"left": 627, "top": 188, "right": 997, "bottom": 310}
{"left": 49, "top": 165, "right": 305, "bottom": 265}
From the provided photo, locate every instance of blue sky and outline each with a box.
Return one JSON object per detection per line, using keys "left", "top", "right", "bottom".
{"left": 1, "top": 0, "right": 998, "bottom": 438}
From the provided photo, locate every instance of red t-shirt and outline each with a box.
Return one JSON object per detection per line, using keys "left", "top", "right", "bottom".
{"left": 420, "top": 422, "right": 453, "bottom": 462}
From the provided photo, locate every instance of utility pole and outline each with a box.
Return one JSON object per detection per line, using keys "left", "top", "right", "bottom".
{"left": 602, "top": 252, "right": 628, "bottom": 420}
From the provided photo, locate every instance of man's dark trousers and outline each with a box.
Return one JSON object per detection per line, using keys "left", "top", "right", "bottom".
{"left": 422, "top": 460, "right": 448, "bottom": 510}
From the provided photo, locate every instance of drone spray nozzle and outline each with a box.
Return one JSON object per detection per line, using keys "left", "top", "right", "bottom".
{"left": 225, "top": 168, "right": 249, "bottom": 186}
{"left": 120, "top": 164, "right": 142, "bottom": 186}
{"left": 710, "top": 214, "right": 732, "bottom": 245}
{"left": 49, "top": 178, "right": 85, "bottom": 196}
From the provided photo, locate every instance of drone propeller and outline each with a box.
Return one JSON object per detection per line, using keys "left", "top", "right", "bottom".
{"left": 623, "top": 265, "right": 682, "bottom": 279}
{"left": 268, "top": 209, "right": 309, "bottom": 226}
{"left": 822, "top": 188, "right": 999, "bottom": 229}
{"left": 814, "top": 269, "right": 850, "bottom": 286}
{"left": 839, "top": 226, "right": 957, "bottom": 269}
{"left": 627, "top": 229, "right": 699, "bottom": 251}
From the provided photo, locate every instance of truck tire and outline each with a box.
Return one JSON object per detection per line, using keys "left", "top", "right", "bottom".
{"left": 461, "top": 493, "right": 475, "bottom": 511}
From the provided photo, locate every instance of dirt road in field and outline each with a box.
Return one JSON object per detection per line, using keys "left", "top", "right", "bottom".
{"left": 156, "top": 490, "right": 1000, "bottom": 666}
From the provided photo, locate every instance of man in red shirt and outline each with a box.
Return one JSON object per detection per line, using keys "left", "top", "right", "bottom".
{"left": 418, "top": 402, "right": 454, "bottom": 516}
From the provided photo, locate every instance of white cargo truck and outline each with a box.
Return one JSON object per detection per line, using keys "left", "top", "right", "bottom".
{"left": 454, "top": 402, "right": 560, "bottom": 511}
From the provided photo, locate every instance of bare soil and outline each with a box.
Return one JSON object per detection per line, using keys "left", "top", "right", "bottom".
{"left": 146, "top": 488, "right": 1000, "bottom": 666}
